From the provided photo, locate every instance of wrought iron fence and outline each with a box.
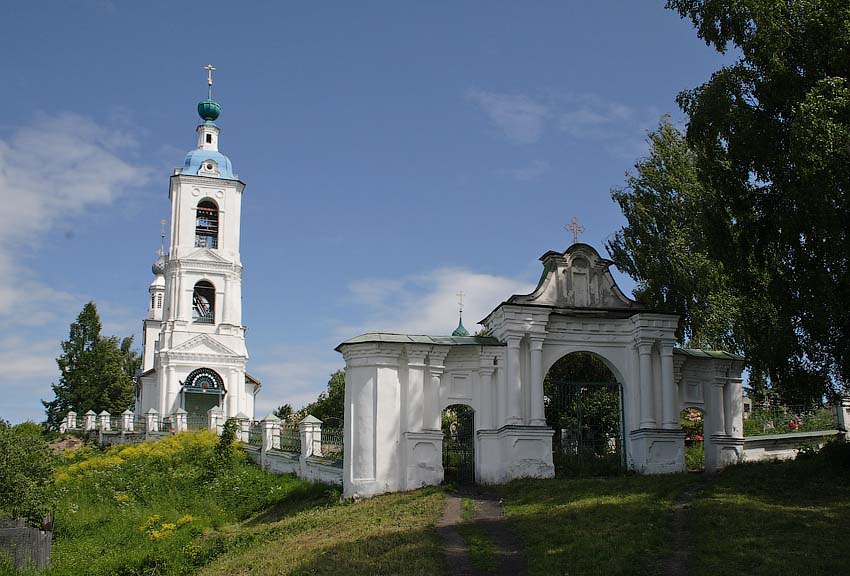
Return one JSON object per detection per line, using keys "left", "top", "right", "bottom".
{"left": 744, "top": 405, "right": 836, "bottom": 436}
{"left": 247, "top": 421, "right": 262, "bottom": 446}
{"left": 187, "top": 416, "right": 208, "bottom": 431}
{"left": 279, "top": 423, "right": 301, "bottom": 453}
{"left": 160, "top": 417, "right": 172, "bottom": 433}
{"left": 133, "top": 418, "right": 147, "bottom": 434}
{"left": 317, "top": 427, "right": 343, "bottom": 461}
{"left": 546, "top": 381, "right": 625, "bottom": 477}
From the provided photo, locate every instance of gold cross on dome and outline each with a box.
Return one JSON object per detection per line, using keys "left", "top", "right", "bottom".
{"left": 456, "top": 291, "right": 465, "bottom": 315}
{"left": 565, "top": 217, "right": 585, "bottom": 244}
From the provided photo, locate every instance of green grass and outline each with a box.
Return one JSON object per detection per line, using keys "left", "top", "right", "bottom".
{"left": 457, "top": 523, "right": 498, "bottom": 574}
{"left": 6, "top": 431, "right": 849, "bottom": 576}
{"left": 499, "top": 474, "right": 697, "bottom": 575}
{"left": 2, "top": 432, "right": 336, "bottom": 576}
{"left": 687, "top": 442, "right": 850, "bottom": 576}
{"left": 197, "top": 488, "right": 446, "bottom": 576}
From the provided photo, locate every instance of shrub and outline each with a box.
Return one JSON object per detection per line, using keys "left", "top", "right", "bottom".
{"left": 0, "top": 420, "right": 55, "bottom": 526}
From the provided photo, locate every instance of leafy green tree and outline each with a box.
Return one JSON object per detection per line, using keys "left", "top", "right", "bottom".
{"left": 300, "top": 370, "right": 345, "bottom": 425}
{"left": 0, "top": 420, "right": 55, "bottom": 526}
{"left": 666, "top": 0, "right": 850, "bottom": 403}
{"left": 607, "top": 117, "right": 739, "bottom": 349}
{"left": 42, "top": 302, "right": 141, "bottom": 430}
{"left": 273, "top": 403, "right": 294, "bottom": 422}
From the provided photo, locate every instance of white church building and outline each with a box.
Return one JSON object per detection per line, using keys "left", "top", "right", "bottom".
{"left": 136, "top": 74, "right": 260, "bottom": 424}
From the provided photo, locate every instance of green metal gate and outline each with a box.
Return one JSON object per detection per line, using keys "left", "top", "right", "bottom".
{"left": 442, "top": 405, "right": 475, "bottom": 485}
{"left": 546, "top": 381, "right": 625, "bottom": 476}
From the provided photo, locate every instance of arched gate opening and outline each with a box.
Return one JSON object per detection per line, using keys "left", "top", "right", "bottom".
{"left": 544, "top": 352, "right": 624, "bottom": 476}
{"left": 442, "top": 404, "right": 475, "bottom": 485}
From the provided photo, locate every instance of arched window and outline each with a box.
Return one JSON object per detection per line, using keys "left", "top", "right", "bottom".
{"left": 195, "top": 200, "right": 219, "bottom": 249}
{"left": 192, "top": 281, "right": 215, "bottom": 324}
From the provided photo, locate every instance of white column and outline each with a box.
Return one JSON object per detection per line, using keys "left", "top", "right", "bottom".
{"left": 710, "top": 379, "right": 726, "bottom": 436}
{"left": 723, "top": 371, "right": 743, "bottom": 438}
{"left": 506, "top": 336, "right": 522, "bottom": 425}
{"left": 166, "top": 365, "right": 178, "bottom": 415}
{"left": 405, "top": 348, "right": 428, "bottom": 432}
{"left": 660, "top": 342, "right": 678, "bottom": 429}
{"left": 638, "top": 342, "right": 656, "bottom": 428}
{"left": 479, "top": 360, "right": 495, "bottom": 429}
{"left": 222, "top": 277, "right": 231, "bottom": 324}
{"left": 529, "top": 337, "right": 546, "bottom": 426}
{"left": 226, "top": 374, "right": 238, "bottom": 418}
{"left": 426, "top": 364, "right": 444, "bottom": 430}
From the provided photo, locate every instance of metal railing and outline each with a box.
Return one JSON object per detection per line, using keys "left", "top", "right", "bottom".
{"left": 247, "top": 421, "right": 262, "bottom": 446}
{"left": 317, "top": 427, "right": 343, "bottom": 461}
{"left": 744, "top": 405, "right": 836, "bottom": 437}
{"left": 279, "top": 423, "right": 301, "bottom": 453}
{"left": 187, "top": 416, "right": 208, "bottom": 431}
{"left": 160, "top": 417, "right": 172, "bottom": 433}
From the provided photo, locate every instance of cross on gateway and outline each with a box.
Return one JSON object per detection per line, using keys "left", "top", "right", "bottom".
{"left": 565, "top": 217, "right": 585, "bottom": 244}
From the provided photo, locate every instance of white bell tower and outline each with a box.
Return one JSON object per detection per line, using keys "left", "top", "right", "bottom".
{"left": 137, "top": 66, "right": 260, "bottom": 424}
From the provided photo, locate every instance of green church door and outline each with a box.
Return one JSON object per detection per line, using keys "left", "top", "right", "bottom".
{"left": 184, "top": 392, "right": 219, "bottom": 430}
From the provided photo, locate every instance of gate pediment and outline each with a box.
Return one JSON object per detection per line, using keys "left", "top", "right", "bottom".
{"left": 507, "top": 244, "right": 642, "bottom": 311}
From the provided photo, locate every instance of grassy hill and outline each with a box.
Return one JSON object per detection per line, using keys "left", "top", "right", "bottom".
{"left": 3, "top": 432, "right": 849, "bottom": 575}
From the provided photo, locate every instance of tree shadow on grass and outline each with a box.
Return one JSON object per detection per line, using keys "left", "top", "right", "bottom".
{"left": 496, "top": 474, "right": 698, "bottom": 576}
{"left": 243, "top": 482, "right": 340, "bottom": 527}
{"left": 687, "top": 454, "right": 850, "bottom": 576}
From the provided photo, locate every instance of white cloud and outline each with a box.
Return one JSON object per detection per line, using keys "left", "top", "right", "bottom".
{"left": 251, "top": 346, "right": 342, "bottom": 416}
{"left": 0, "top": 113, "right": 150, "bottom": 422}
{"left": 466, "top": 90, "right": 550, "bottom": 144}
{"left": 0, "top": 113, "right": 150, "bottom": 323}
{"left": 466, "top": 88, "right": 661, "bottom": 160}
{"left": 338, "top": 267, "right": 535, "bottom": 337}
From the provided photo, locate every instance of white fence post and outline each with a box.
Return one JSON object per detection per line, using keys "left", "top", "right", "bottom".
{"left": 235, "top": 413, "right": 251, "bottom": 443}
{"left": 208, "top": 407, "right": 223, "bottom": 435}
{"left": 261, "top": 413, "right": 280, "bottom": 469}
{"left": 98, "top": 411, "right": 111, "bottom": 431}
{"left": 67, "top": 411, "right": 77, "bottom": 430}
{"left": 299, "top": 415, "right": 323, "bottom": 478}
{"left": 835, "top": 398, "right": 850, "bottom": 440}
{"left": 173, "top": 408, "right": 188, "bottom": 433}
{"left": 121, "top": 409, "right": 134, "bottom": 432}
{"left": 83, "top": 410, "right": 97, "bottom": 432}
{"left": 145, "top": 408, "right": 159, "bottom": 433}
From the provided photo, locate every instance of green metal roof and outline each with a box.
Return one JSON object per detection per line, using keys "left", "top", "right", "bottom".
{"left": 335, "top": 332, "right": 503, "bottom": 351}
{"left": 673, "top": 348, "right": 745, "bottom": 361}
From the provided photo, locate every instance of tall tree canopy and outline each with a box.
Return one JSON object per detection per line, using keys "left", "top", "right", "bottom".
{"left": 611, "top": 1, "right": 850, "bottom": 404}
{"left": 299, "top": 370, "right": 345, "bottom": 425}
{"left": 42, "top": 302, "right": 141, "bottom": 429}
{"left": 607, "top": 117, "right": 739, "bottom": 350}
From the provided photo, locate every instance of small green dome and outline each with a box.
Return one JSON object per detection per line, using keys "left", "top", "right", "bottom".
{"left": 452, "top": 317, "right": 470, "bottom": 337}
{"left": 197, "top": 99, "right": 221, "bottom": 122}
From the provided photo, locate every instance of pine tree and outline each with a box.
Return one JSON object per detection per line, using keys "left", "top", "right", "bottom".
{"left": 42, "top": 302, "right": 140, "bottom": 430}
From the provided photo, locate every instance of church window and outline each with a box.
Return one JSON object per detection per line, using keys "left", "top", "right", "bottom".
{"left": 151, "top": 294, "right": 155, "bottom": 309}
{"left": 195, "top": 200, "right": 219, "bottom": 249}
{"left": 205, "top": 134, "right": 212, "bottom": 144}
{"left": 192, "top": 281, "right": 215, "bottom": 324}
{"left": 157, "top": 293, "right": 163, "bottom": 308}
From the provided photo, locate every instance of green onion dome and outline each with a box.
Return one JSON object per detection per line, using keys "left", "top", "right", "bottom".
{"left": 197, "top": 99, "right": 221, "bottom": 122}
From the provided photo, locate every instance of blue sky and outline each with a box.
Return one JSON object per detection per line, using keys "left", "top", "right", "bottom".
{"left": 0, "top": 2, "right": 731, "bottom": 423}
